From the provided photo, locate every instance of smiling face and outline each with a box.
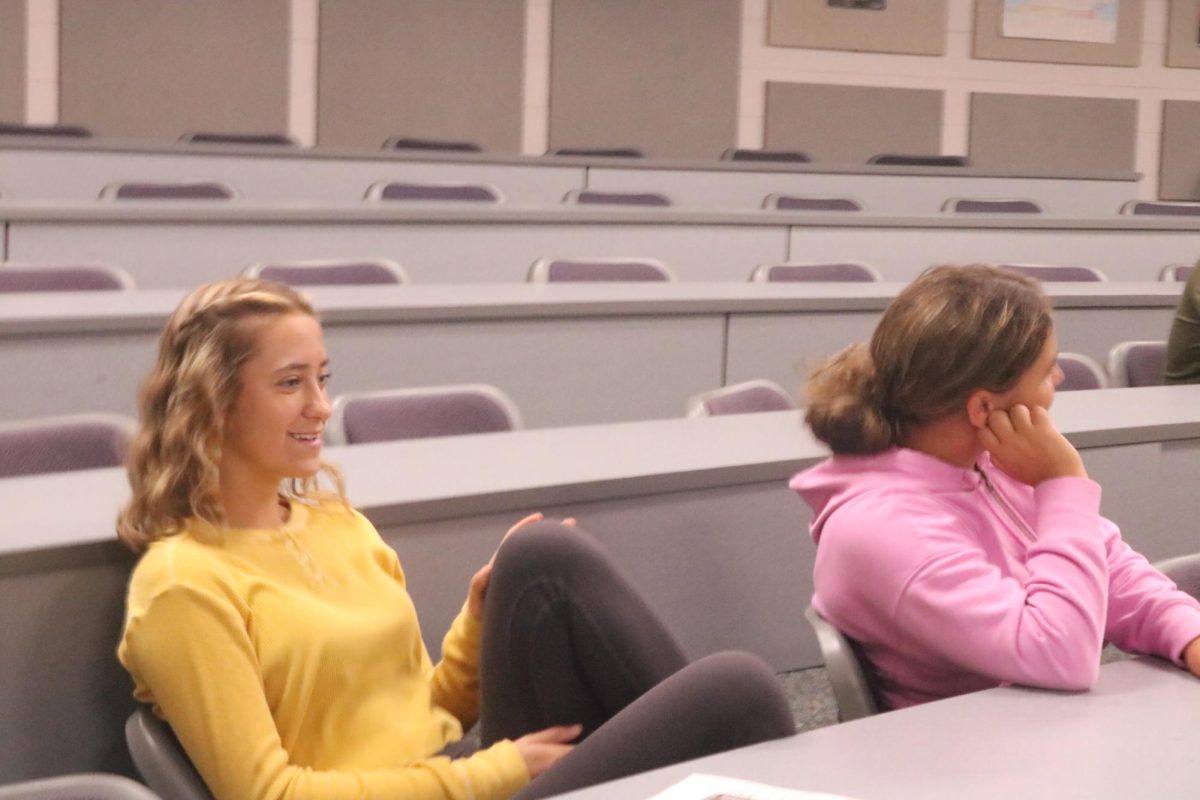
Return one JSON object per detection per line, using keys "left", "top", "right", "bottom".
{"left": 221, "top": 312, "right": 331, "bottom": 492}
{"left": 994, "top": 329, "right": 1063, "bottom": 412}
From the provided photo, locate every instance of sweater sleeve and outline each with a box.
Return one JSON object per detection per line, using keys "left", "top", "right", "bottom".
{"left": 1100, "top": 525, "right": 1200, "bottom": 665}
{"left": 431, "top": 604, "right": 484, "bottom": 729}
{"left": 123, "top": 582, "right": 528, "bottom": 800}
{"left": 873, "top": 477, "right": 1110, "bottom": 691}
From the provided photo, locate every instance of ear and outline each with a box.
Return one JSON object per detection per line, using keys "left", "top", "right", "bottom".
{"left": 965, "top": 389, "right": 996, "bottom": 429}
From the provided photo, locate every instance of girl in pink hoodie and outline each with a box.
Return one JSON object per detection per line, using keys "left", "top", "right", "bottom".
{"left": 790, "top": 265, "right": 1200, "bottom": 710}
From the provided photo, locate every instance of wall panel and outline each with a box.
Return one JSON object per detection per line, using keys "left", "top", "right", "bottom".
{"left": 764, "top": 82, "right": 943, "bottom": 164}
{"left": 969, "top": 92, "right": 1136, "bottom": 173}
{"left": 549, "top": 0, "right": 740, "bottom": 159}
{"left": 1160, "top": 100, "right": 1200, "bottom": 201}
{"left": 59, "top": 0, "right": 289, "bottom": 140}
{"left": 0, "top": 0, "right": 25, "bottom": 122}
{"left": 317, "top": 0, "right": 524, "bottom": 151}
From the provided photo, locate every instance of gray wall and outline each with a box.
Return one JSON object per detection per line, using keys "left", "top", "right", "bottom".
{"left": 317, "top": 0, "right": 525, "bottom": 151}
{"left": 548, "top": 0, "right": 740, "bottom": 159}
{"left": 0, "top": 0, "right": 25, "bottom": 123}
{"left": 968, "top": 92, "right": 1137, "bottom": 173}
{"left": 59, "top": 0, "right": 289, "bottom": 140}
{"left": 764, "top": 82, "right": 943, "bottom": 163}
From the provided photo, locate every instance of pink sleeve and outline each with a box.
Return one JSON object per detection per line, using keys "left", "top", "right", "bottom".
{"left": 1100, "top": 525, "right": 1200, "bottom": 665}
{"left": 888, "top": 476, "right": 1110, "bottom": 690}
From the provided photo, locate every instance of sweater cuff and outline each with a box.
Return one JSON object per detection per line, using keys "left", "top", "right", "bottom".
{"left": 1158, "top": 605, "right": 1200, "bottom": 666}
{"left": 462, "top": 739, "right": 529, "bottom": 800}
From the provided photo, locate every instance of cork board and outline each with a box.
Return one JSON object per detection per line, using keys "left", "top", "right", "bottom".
{"left": 768, "top": 0, "right": 946, "bottom": 56}
{"left": 973, "top": 0, "right": 1143, "bottom": 66}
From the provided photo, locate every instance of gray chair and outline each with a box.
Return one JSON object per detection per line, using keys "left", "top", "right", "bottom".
{"left": 548, "top": 147, "right": 644, "bottom": 158}
{"left": 327, "top": 384, "right": 523, "bottom": 445}
{"left": 750, "top": 262, "right": 880, "bottom": 283}
{"left": 0, "top": 414, "right": 136, "bottom": 479}
{"left": 1120, "top": 200, "right": 1200, "bottom": 216}
{"left": 803, "top": 605, "right": 880, "bottom": 722}
{"left": 528, "top": 257, "right": 673, "bottom": 283}
{"left": 563, "top": 189, "right": 672, "bottom": 207}
{"left": 1055, "top": 352, "right": 1108, "bottom": 391}
{"left": 686, "top": 380, "right": 795, "bottom": 417}
{"left": 1107, "top": 341, "right": 1168, "bottom": 388}
{"left": 0, "top": 774, "right": 161, "bottom": 800}
{"left": 366, "top": 181, "right": 501, "bottom": 203}
{"left": 179, "top": 131, "right": 296, "bottom": 147}
{"left": 764, "top": 194, "right": 862, "bottom": 212}
{"left": 0, "top": 122, "right": 91, "bottom": 139}
{"left": 126, "top": 708, "right": 213, "bottom": 800}
{"left": 998, "top": 264, "right": 1106, "bottom": 282}
{"left": 100, "top": 182, "right": 236, "bottom": 200}
{"left": 868, "top": 153, "right": 968, "bottom": 167}
{"left": 242, "top": 258, "right": 407, "bottom": 287}
{"left": 0, "top": 263, "right": 134, "bottom": 292}
{"left": 1160, "top": 264, "right": 1194, "bottom": 282}
{"left": 943, "top": 197, "right": 1042, "bottom": 214}
{"left": 1153, "top": 553, "right": 1200, "bottom": 601}
{"left": 382, "top": 136, "right": 482, "bottom": 152}
{"left": 721, "top": 148, "right": 810, "bottom": 163}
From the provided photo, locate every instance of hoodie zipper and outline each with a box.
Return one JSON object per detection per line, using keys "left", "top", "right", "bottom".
{"left": 974, "top": 465, "right": 1037, "bottom": 548}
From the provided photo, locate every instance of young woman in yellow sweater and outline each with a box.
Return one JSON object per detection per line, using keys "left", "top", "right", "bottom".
{"left": 116, "top": 278, "right": 793, "bottom": 800}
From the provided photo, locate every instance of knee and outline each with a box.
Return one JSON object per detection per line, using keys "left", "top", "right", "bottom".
{"left": 686, "top": 652, "right": 795, "bottom": 736}
{"left": 492, "top": 519, "right": 606, "bottom": 580}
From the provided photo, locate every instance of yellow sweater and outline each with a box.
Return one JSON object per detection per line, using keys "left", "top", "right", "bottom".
{"left": 118, "top": 498, "right": 528, "bottom": 800}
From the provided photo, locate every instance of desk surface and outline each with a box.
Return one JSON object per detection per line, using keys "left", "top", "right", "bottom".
{"left": 0, "top": 282, "right": 1183, "bottom": 336}
{"left": 0, "top": 137, "right": 1142, "bottom": 182}
{"left": 5, "top": 386, "right": 1200, "bottom": 564}
{"left": 554, "top": 657, "right": 1199, "bottom": 800}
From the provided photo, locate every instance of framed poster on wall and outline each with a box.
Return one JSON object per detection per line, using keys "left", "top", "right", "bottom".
{"left": 973, "top": 0, "right": 1143, "bottom": 66}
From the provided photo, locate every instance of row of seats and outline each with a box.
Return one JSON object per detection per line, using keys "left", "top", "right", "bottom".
{"left": 18, "top": 176, "right": 1200, "bottom": 218}
{"left": 1, "top": 259, "right": 1192, "bottom": 293}
{"left": 0, "top": 344, "right": 1174, "bottom": 481}
{"left": 0, "top": 124, "right": 1006, "bottom": 166}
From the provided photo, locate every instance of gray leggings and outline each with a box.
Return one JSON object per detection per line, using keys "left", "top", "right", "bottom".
{"left": 475, "top": 521, "right": 795, "bottom": 800}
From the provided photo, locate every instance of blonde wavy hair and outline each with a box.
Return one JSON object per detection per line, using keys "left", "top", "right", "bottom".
{"left": 117, "top": 278, "right": 345, "bottom": 552}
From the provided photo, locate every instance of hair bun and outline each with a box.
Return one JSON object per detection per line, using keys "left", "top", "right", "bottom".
{"left": 804, "top": 343, "right": 896, "bottom": 455}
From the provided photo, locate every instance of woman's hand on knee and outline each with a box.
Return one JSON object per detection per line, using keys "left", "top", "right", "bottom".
{"left": 466, "top": 512, "right": 577, "bottom": 618}
{"left": 514, "top": 724, "right": 581, "bottom": 779}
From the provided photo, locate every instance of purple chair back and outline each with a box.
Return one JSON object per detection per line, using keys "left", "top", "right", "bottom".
{"left": 1122, "top": 201, "right": 1200, "bottom": 216}
{"left": 869, "top": 154, "right": 968, "bottom": 167}
{"left": 180, "top": 131, "right": 296, "bottom": 146}
{"left": 568, "top": 190, "right": 671, "bottom": 207}
{"left": 372, "top": 182, "right": 499, "bottom": 202}
{"left": 1108, "top": 341, "right": 1167, "bottom": 388}
{"left": 945, "top": 198, "right": 1042, "bottom": 213}
{"left": 250, "top": 261, "right": 405, "bottom": 287}
{"left": 105, "top": 182, "right": 235, "bottom": 200}
{"left": 0, "top": 416, "right": 134, "bottom": 478}
{"left": 549, "top": 147, "right": 644, "bottom": 158}
{"left": 753, "top": 263, "right": 878, "bottom": 282}
{"left": 769, "top": 195, "right": 861, "bottom": 212}
{"left": 335, "top": 386, "right": 521, "bottom": 444}
{"left": 1055, "top": 354, "right": 1106, "bottom": 391}
{"left": 531, "top": 258, "right": 672, "bottom": 282}
{"left": 722, "top": 149, "right": 811, "bottom": 163}
{"left": 998, "top": 264, "right": 1105, "bottom": 282}
{"left": 0, "top": 122, "right": 91, "bottom": 138}
{"left": 1161, "top": 264, "right": 1194, "bottom": 282}
{"left": 688, "top": 380, "right": 795, "bottom": 417}
{"left": 382, "top": 137, "right": 482, "bottom": 152}
{"left": 0, "top": 264, "right": 132, "bottom": 292}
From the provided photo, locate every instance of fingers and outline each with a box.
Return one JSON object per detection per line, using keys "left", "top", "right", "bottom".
{"left": 504, "top": 512, "right": 545, "bottom": 538}
{"left": 1006, "top": 403, "right": 1033, "bottom": 431}
{"left": 524, "top": 724, "right": 583, "bottom": 743}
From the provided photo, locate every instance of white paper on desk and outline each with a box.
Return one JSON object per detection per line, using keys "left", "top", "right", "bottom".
{"left": 647, "top": 773, "right": 859, "bottom": 800}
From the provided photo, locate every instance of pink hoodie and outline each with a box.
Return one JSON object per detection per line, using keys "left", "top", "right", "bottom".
{"left": 790, "top": 448, "right": 1200, "bottom": 709}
